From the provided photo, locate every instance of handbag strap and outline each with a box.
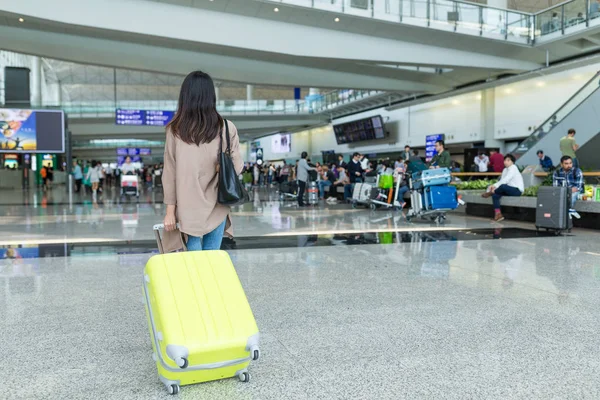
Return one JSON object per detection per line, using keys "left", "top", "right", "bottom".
{"left": 219, "top": 119, "right": 231, "bottom": 156}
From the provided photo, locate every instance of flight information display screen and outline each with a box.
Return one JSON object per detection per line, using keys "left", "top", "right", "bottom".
{"left": 333, "top": 115, "right": 385, "bottom": 145}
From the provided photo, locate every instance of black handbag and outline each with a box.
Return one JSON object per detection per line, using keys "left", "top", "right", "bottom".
{"left": 217, "top": 120, "right": 249, "bottom": 206}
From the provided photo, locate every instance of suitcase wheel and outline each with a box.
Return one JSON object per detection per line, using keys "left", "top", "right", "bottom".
{"left": 167, "top": 384, "right": 180, "bottom": 395}
{"left": 239, "top": 372, "right": 251, "bottom": 383}
{"left": 251, "top": 347, "right": 260, "bottom": 361}
{"left": 177, "top": 357, "right": 189, "bottom": 369}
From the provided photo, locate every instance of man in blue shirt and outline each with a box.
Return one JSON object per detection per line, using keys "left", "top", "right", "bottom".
{"left": 537, "top": 150, "right": 553, "bottom": 172}
{"left": 72, "top": 160, "right": 83, "bottom": 193}
{"left": 553, "top": 155, "right": 583, "bottom": 219}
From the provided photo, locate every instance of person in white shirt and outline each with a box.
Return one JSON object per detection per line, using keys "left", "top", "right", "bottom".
{"left": 481, "top": 154, "right": 524, "bottom": 222}
{"left": 474, "top": 152, "right": 489, "bottom": 172}
{"left": 360, "top": 154, "right": 370, "bottom": 171}
{"left": 120, "top": 156, "right": 136, "bottom": 175}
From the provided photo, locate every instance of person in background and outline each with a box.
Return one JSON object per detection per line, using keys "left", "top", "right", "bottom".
{"left": 121, "top": 156, "right": 136, "bottom": 175}
{"left": 86, "top": 160, "right": 101, "bottom": 202}
{"left": 338, "top": 154, "right": 347, "bottom": 170}
{"left": 280, "top": 161, "right": 290, "bottom": 183}
{"left": 394, "top": 157, "right": 403, "bottom": 170}
{"left": 537, "top": 150, "right": 554, "bottom": 172}
{"left": 296, "top": 151, "right": 316, "bottom": 207}
{"left": 489, "top": 149, "right": 504, "bottom": 173}
{"left": 408, "top": 150, "right": 427, "bottom": 175}
{"left": 428, "top": 140, "right": 451, "bottom": 169}
{"left": 400, "top": 145, "right": 411, "bottom": 161}
{"left": 553, "top": 155, "right": 583, "bottom": 219}
{"left": 360, "top": 154, "right": 370, "bottom": 172}
{"left": 481, "top": 154, "right": 524, "bottom": 222}
{"left": 549, "top": 115, "right": 559, "bottom": 129}
{"left": 560, "top": 128, "right": 580, "bottom": 170}
{"left": 40, "top": 165, "right": 48, "bottom": 191}
{"left": 334, "top": 165, "right": 350, "bottom": 203}
{"left": 253, "top": 163, "right": 260, "bottom": 186}
{"left": 72, "top": 160, "right": 83, "bottom": 193}
{"left": 474, "top": 152, "right": 489, "bottom": 173}
{"left": 345, "top": 152, "right": 364, "bottom": 200}
{"left": 318, "top": 165, "right": 335, "bottom": 200}
{"left": 105, "top": 163, "right": 113, "bottom": 187}
{"left": 269, "top": 164, "right": 276, "bottom": 186}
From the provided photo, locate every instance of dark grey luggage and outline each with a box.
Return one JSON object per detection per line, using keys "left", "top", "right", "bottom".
{"left": 535, "top": 186, "right": 572, "bottom": 234}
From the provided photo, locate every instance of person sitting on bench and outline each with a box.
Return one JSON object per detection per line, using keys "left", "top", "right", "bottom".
{"left": 553, "top": 155, "right": 583, "bottom": 219}
{"left": 481, "top": 154, "right": 524, "bottom": 222}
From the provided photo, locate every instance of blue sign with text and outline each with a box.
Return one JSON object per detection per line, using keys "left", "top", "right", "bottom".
{"left": 116, "top": 109, "right": 174, "bottom": 126}
{"left": 425, "top": 134, "right": 445, "bottom": 162}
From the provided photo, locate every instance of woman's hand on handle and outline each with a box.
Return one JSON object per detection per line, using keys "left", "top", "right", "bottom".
{"left": 164, "top": 205, "right": 177, "bottom": 232}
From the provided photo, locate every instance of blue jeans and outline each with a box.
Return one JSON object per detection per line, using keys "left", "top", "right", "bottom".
{"left": 396, "top": 185, "right": 409, "bottom": 204}
{"left": 492, "top": 184, "right": 522, "bottom": 209}
{"left": 570, "top": 192, "right": 579, "bottom": 210}
{"left": 186, "top": 219, "right": 227, "bottom": 251}
{"left": 319, "top": 180, "right": 333, "bottom": 198}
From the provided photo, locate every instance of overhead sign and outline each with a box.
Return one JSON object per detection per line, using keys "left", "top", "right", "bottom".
{"left": 115, "top": 109, "right": 174, "bottom": 126}
{"left": 425, "top": 134, "right": 445, "bottom": 162}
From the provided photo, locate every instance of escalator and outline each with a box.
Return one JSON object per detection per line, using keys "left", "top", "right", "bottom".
{"left": 513, "top": 71, "right": 600, "bottom": 168}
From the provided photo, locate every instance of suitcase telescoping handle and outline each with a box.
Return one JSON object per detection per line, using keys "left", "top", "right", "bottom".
{"left": 153, "top": 223, "right": 185, "bottom": 254}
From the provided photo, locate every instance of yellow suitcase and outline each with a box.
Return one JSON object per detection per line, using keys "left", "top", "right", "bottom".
{"left": 143, "top": 248, "right": 260, "bottom": 395}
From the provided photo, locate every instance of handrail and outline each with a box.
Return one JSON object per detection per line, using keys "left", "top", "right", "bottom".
{"left": 511, "top": 70, "right": 600, "bottom": 157}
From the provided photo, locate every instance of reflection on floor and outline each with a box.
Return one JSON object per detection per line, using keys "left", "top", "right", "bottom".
{"left": 0, "top": 187, "right": 554, "bottom": 246}
{"left": 1, "top": 187, "right": 600, "bottom": 398}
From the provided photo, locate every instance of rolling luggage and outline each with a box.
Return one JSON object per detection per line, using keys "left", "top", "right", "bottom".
{"left": 535, "top": 186, "right": 572, "bottom": 234}
{"left": 423, "top": 186, "right": 459, "bottom": 211}
{"left": 352, "top": 182, "right": 374, "bottom": 204}
{"left": 144, "top": 225, "right": 260, "bottom": 395}
{"left": 412, "top": 168, "right": 452, "bottom": 190}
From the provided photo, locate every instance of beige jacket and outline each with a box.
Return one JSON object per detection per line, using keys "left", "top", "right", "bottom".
{"left": 162, "top": 120, "right": 244, "bottom": 252}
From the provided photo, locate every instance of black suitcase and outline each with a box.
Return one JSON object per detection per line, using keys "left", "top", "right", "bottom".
{"left": 535, "top": 186, "right": 572, "bottom": 234}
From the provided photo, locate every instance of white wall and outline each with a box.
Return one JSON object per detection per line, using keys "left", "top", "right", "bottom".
{"left": 494, "top": 64, "right": 598, "bottom": 140}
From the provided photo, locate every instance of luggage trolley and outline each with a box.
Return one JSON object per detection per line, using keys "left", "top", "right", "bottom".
{"left": 405, "top": 168, "right": 461, "bottom": 224}
{"left": 369, "top": 174, "right": 406, "bottom": 211}
{"left": 351, "top": 176, "right": 377, "bottom": 209}
{"left": 120, "top": 173, "right": 140, "bottom": 199}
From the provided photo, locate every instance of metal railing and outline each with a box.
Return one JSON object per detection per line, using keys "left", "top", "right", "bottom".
{"left": 26, "top": 89, "right": 385, "bottom": 118}
{"left": 262, "top": 0, "right": 600, "bottom": 44}
{"left": 511, "top": 70, "right": 600, "bottom": 159}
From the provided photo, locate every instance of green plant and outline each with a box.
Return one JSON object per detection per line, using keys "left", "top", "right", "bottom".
{"left": 523, "top": 185, "right": 539, "bottom": 197}
{"left": 541, "top": 173, "right": 553, "bottom": 187}
{"left": 456, "top": 179, "right": 495, "bottom": 191}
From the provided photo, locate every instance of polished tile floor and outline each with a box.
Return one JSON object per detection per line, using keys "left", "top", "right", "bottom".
{"left": 1, "top": 187, "right": 600, "bottom": 399}
{"left": 0, "top": 187, "right": 538, "bottom": 246}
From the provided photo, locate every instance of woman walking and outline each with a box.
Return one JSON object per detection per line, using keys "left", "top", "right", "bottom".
{"left": 162, "top": 71, "right": 244, "bottom": 251}
{"left": 86, "top": 160, "right": 101, "bottom": 202}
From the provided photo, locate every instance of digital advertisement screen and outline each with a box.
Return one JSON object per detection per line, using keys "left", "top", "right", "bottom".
{"left": 0, "top": 109, "right": 65, "bottom": 153}
{"left": 117, "top": 156, "right": 142, "bottom": 165}
{"left": 116, "top": 109, "right": 174, "bottom": 127}
{"left": 425, "top": 134, "right": 445, "bottom": 162}
{"left": 271, "top": 133, "right": 291, "bottom": 154}
{"left": 333, "top": 115, "right": 386, "bottom": 145}
{"left": 116, "top": 148, "right": 151, "bottom": 156}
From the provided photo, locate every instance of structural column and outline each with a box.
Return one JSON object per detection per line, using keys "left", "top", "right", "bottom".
{"left": 480, "top": 88, "right": 504, "bottom": 152}
{"left": 246, "top": 85, "right": 254, "bottom": 101}
{"left": 215, "top": 85, "right": 220, "bottom": 103}
{"left": 31, "top": 56, "right": 42, "bottom": 107}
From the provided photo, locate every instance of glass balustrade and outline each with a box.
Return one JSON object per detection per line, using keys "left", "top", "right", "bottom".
{"left": 511, "top": 71, "right": 600, "bottom": 159}
{"left": 266, "top": 0, "right": 600, "bottom": 43}
{"left": 35, "top": 89, "right": 382, "bottom": 117}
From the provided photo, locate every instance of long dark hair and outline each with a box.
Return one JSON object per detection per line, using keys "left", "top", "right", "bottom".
{"left": 168, "top": 71, "right": 223, "bottom": 145}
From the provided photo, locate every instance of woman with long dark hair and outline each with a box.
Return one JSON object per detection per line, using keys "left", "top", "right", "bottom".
{"left": 162, "top": 71, "right": 244, "bottom": 251}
